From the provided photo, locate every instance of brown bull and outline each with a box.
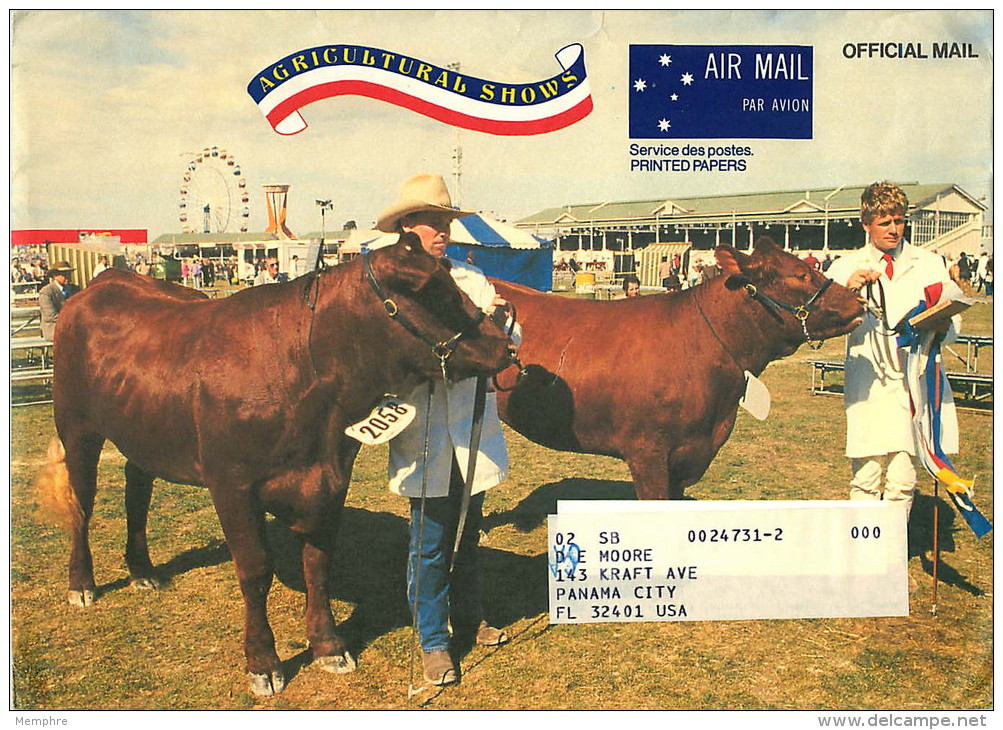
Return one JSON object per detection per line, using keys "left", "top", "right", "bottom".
{"left": 36, "top": 234, "right": 514, "bottom": 696}
{"left": 493, "top": 237, "right": 863, "bottom": 499}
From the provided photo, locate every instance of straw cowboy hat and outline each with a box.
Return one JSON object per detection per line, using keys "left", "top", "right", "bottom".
{"left": 376, "top": 174, "right": 473, "bottom": 233}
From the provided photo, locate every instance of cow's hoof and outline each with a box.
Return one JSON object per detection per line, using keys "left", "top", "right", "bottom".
{"left": 248, "top": 669, "right": 286, "bottom": 696}
{"left": 67, "top": 589, "right": 96, "bottom": 607}
{"left": 129, "top": 576, "right": 161, "bottom": 591}
{"left": 315, "top": 651, "right": 357, "bottom": 674}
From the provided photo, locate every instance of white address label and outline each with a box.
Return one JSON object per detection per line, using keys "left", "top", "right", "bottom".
{"left": 344, "top": 396, "right": 416, "bottom": 446}
{"left": 548, "top": 500, "right": 908, "bottom": 623}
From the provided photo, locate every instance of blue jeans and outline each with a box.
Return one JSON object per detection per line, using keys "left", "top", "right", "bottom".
{"left": 407, "top": 461, "right": 485, "bottom": 652}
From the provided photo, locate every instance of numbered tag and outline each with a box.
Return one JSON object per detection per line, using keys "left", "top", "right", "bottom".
{"left": 344, "top": 396, "right": 416, "bottom": 446}
{"left": 739, "top": 370, "right": 770, "bottom": 420}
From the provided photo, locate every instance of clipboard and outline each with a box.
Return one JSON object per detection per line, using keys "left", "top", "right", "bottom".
{"left": 907, "top": 298, "right": 972, "bottom": 329}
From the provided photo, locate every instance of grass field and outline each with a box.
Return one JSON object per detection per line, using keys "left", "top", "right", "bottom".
{"left": 9, "top": 300, "right": 993, "bottom": 711}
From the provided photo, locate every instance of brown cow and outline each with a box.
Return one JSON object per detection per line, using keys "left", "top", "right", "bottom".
{"left": 493, "top": 237, "right": 863, "bottom": 499}
{"left": 36, "top": 234, "right": 515, "bottom": 696}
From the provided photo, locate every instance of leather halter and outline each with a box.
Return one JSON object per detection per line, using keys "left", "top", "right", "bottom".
{"left": 363, "top": 251, "right": 486, "bottom": 379}
{"left": 743, "top": 277, "right": 833, "bottom": 349}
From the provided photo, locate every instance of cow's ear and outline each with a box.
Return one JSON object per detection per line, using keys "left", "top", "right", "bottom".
{"left": 391, "top": 232, "right": 438, "bottom": 292}
{"left": 716, "top": 245, "right": 751, "bottom": 276}
{"left": 753, "top": 236, "right": 781, "bottom": 253}
{"left": 716, "top": 245, "right": 756, "bottom": 290}
{"left": 397, "top": 231, "right": 422, "bottom": 254}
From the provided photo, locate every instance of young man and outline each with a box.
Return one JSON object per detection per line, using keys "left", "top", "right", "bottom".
{"left": 826, "top": 181, "right": 959, "bottom": 515}
{"left": 376, "top": 174, "right": 515, "bottom": 686}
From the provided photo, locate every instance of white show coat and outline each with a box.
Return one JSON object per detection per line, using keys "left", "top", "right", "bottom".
{"left": 826, "top": 241, "right": 959, "bottom": 458}
{"left": 388, "top": 259, "right": 520, "bottom": 498}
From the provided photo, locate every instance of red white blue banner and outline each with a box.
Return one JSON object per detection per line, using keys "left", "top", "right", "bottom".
{"left": 248, "top": 44, "right": 592, "bottom": 136}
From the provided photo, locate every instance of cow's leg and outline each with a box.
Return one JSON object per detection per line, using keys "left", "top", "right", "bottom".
{"left": 301, "top": 482, "right": 356, "bottom": 674}
{"left": 625, "top": 443, "right": 673, "bottom": 500}
{"left": 208, "top": 485, "right": 284, "bottom": 696}
{"left": 124, "top": 460, "right": 160, "bottom": 590}
{"left": 63, "top": 432, "right": 105, "bottom": 606}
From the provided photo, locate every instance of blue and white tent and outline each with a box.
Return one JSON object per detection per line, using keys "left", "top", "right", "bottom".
{"left": 349, "top": 214, "right": 554, "bottom": 291}
{"left": 447, "top": 214, "right": 553, "bottom": 292}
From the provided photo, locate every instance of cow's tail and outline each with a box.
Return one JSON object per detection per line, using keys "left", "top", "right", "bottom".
{"left": 35, "top": 436, "right": 83, "bottom": 532}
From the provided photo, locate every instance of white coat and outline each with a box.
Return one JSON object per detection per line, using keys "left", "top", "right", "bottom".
{"left": 388, "top": 259, "right": 520, "bottom": 498}
{"left": 826, "top": 241, "right": 959, "bottom": 458}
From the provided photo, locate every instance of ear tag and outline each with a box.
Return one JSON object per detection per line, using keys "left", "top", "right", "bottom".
{"left": 739, "top": 371, "right": 771, "bottom": 420}
{"left": 344, "top": 395, "right": 417, "bottom": 446}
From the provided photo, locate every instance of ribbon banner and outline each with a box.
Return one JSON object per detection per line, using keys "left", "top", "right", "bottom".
{"left": 897, "top": 282, "right": 992, "bottom": 538}
{"left": 248, "top": 43, "right": 592, "bottom": 136}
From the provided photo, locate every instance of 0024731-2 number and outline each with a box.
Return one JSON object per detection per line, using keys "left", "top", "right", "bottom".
{"left": 686, "top": 527, "right": 784, "bottom": 543}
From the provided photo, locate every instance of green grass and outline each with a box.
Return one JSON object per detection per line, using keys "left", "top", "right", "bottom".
{"left": 9, "top": 301, "right": 993, "bottom": 710}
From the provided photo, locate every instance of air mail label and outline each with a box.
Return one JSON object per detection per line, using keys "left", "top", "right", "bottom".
{"left": 628, "top": 45, "right": 813, "bottom": 139}
{"left": 548, "top": 501, "right": 907, "bottom": 623}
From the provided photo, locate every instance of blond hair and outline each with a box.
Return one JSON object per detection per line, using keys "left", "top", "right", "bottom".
{"left": 860, "top": 181, "right": 908, "bottom": 225}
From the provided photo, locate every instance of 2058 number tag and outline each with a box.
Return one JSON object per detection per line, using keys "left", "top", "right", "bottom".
{"left": 344, "top": 396, "right": 416, "bottom": 446}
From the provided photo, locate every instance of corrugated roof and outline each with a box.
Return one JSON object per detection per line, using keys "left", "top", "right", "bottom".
{"left": 518, "top": 183, "right": 979, "bottom": 226}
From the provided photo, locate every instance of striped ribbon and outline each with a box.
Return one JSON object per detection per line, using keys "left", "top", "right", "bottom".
{"left": 897, "top": 287, "right": 992, "bottom": 538}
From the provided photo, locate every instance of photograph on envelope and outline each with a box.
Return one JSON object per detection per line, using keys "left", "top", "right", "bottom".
{"left": 9, "top": 10, "right": 993, "bottom": 714}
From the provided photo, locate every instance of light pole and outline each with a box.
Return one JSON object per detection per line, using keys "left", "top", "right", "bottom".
{"left": 315, "top": 199, "right": 333, "bottom": 270}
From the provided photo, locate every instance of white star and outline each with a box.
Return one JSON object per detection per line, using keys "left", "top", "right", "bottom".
{"left": 670, "top": 93, "right": 679, "bottom": 101}
{"left": 681, "top": 72, "right": 694, "bottom": 86}
{"left": 659, "top": 54, "right": 672, "bottom": 66}
{"left": 633, "top": 78, "right": 647, "bottom": 92}
{"left": 658, "top": 119, "right": 671, "bottom": 132}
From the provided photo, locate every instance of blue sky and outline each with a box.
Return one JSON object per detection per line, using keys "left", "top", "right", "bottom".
{"left": 10, "top": 10, "right": 994, "bottom": 238}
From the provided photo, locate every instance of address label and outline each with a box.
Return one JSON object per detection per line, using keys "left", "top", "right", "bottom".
{"left": 548, "top": 501, "right": 908, "bottom": 623}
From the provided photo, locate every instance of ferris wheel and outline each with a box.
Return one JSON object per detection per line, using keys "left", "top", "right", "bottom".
{"left": 178, "top": 146, "right": 251, "bottom": 234}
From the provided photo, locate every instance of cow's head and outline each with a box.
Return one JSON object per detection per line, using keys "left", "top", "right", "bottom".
{"left": 366, "top": 233, "right": 516, "bottom": 381}
{"left": 715, "top": 237, "right": 863, "bottom": 353}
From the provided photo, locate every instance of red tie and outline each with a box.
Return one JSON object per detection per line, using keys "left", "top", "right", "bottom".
{"left": 882, "top": 253, "right": 894, "bottom": 280}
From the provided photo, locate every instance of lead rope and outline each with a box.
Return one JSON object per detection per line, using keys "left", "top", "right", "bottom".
{"left": 863, "top": 278, "right": 905, "bottom": 384}
{"left": 408, "top": 380, "right": 436, "bottom": 699}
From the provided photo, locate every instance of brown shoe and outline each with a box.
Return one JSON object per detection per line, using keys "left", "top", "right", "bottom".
{"left": 422, "top": 650, "right": 458, "bottom": 686}
{"left": 474, "top": 621, "right": 509, "bottom": 647}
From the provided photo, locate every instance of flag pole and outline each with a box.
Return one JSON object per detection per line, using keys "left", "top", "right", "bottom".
{"left": 931, "top": 477, "right": 939, "bottom": 617}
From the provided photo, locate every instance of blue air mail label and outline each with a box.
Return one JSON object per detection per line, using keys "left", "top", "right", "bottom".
{"left": 548, "top": 501, "right": 907, "bottom": 623}
{"left": 344, "top": 395, "right": 417, "bottom": 446}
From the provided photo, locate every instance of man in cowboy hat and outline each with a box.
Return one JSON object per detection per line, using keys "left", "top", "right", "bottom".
{"left": 378, "top": 174, "right": 517, "bottom": 687}
{"left": 39, "top": 260, "right": 79, "bottom": 341}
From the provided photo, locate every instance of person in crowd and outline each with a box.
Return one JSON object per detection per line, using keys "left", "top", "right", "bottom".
{"left": 201, "top": 257, "right": 215, "bottom": 288}
{"left": 803, "top": 251, "right": 821, "bottom": 270}
{"left": 957, "top": 252, "right": 972, "bottom": 291}
{"left": 620, "top": 274, "right": 641, "bottom": 298}
{"left": 39, "top": 261, "right": 79, "bottom": 341}
{"left": 983, "top": 254, "right": 993, "bottom": 297}
{"left": 975, "top": 251, "right": 989, "bottom": 293}
{"left": 253, "top": 257, "right": 286, "bottom": 285}
{"left": 376, "top": 173, "right": 515, "bottom": 687}
{"left": 134, "top": 258, "right": 151, "bottom": 276}
{"left": 663, "top": 270, "right": 682, "bottom": 292}
{"left": 821, "top": 254, "right": 834, "bottom": 272}
{"left": 92, "top": 255, "right": 109, "bottom": 278}
{"left": 11, "top": 258, "right": 26, "bottom": 283}
{"left": 825, "top": 181, "right": 959, "bottom": 518}
{"left": 658, "top": 256, "right": 672, "bottom": 288}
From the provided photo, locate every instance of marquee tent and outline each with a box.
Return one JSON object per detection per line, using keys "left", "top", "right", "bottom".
{"left": 345, "top": 214, "right": 555, "bottom": 291}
